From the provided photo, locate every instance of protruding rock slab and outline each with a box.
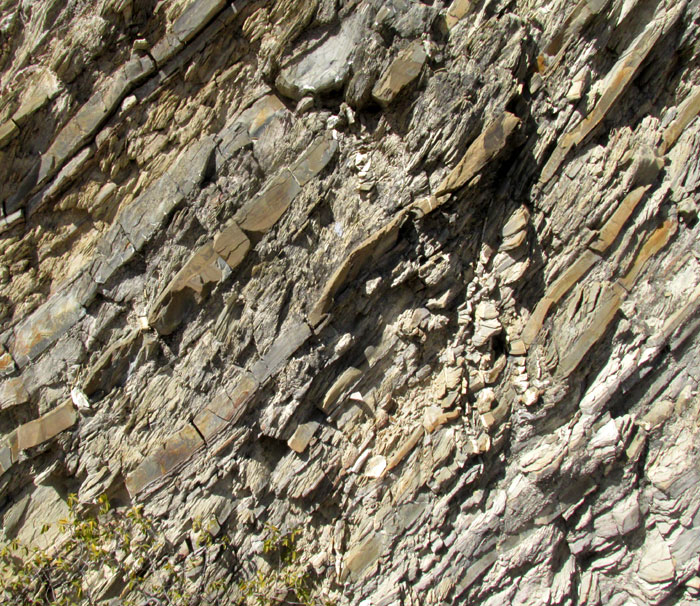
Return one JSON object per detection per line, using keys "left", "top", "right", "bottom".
{"left": 445, "top": 0, "right": 473, "bottom": 29}
{"left": 172, "top": 0, "right": 227, "bottom": 44}
{"left": 236, "top": 136, "right": 337, "bottom": 234}
{"left": 149, "top": 222, "right": 250, "bottom": 335}
{"left": 288, "top": 421, "right": 320, "bottom": 453}
{"left": 12, "top": 291, "right": 86, "bottom": 367}
{"left": 557, "top": 282, "right": 625, "bottom": 377}
{"left": 540, "top": 1, "right": 686, "bottom": 183}
{"left": 251, "top": 323, "right": 312, "bottom": 384}
{"left": 0, "top": 378, "right": 29, "bottom": 411}
{"left": 372, "top": 41, "right": 427, "bottom": 106}
{"left": 435, "top": 112, "right": 521, "bottom": 196}
{"left": 275, "top": 11, "right": 368, "bottom": 100}
{"left": 213, "top": 221, "right": 251, "bottom": 269}
{"left": 82, "top": 330, "right": 143, "bottom": 396}
{"left": 343, "top": 531, "right": 389, "bottom": 580}
{"left": 236, "top": 170, "right": 301, "bottom": 233}
{"left": 216, "top": 95, "right": 287, "bottom": 168}
{"left": 16, "top": 400, "right": 77, "bottom": 451}
{"left": 309, "top": 211, "right": 406, "bottom": 326}
{"left": 291, "top": 138, "right": 339, "bottom": 186}
{"left": 620, "top": 218, "right": 677, "bottom": 290}
{"left": 590, "top": 186, "right": 649, "bottom": 253}
{"left": 321, "top": 368, "right": 363, "bottom": 414}
{"left": 521, "top": 250, "right": 600, "bottom": 348}
{"left": 194, "top": 373, "right": 258, "bottom": 440}
{"left": 0, "top": 120, "right": 18, "bottom": 148}
{"left": 660, "top": 86, "right": 700, "bottom": 153}
{"left": 125, "top": 425, "right": 204, "bottom": 497}
{"left": 0, "top": 346, "right": 17, "bottom": 378}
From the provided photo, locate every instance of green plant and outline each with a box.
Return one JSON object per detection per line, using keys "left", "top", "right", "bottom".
{"left": 0, "top": 494, "right": 220, "bottom": 605}
{"left": 237, "top": 524, "right": 334, "bottom": 606}
{"left": 1, "top": 495, "right": 335, "bottom": 606}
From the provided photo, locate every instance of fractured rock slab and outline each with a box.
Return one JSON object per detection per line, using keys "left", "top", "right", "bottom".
{"left": 16, "top": 400, "right": 77, "bottom": 451}
{"left": 372, "top": 41, "right": 427, "bottom": 106}
{"left": 276, "top": 10, "right": 369, "bottom": 100}
{"left": 12, "top": 291, "right": 86, "bottom": 367}
{"left": 435, "top": 112, "right": 521, "bottom": 196}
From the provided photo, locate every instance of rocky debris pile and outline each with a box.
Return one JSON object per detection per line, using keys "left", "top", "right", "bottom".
{"left": 1, "top": 0, "right": 700, "bottom": 604}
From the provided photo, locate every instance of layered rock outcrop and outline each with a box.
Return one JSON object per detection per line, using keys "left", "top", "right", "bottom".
{"left": 2, "top": 0, "right": 700, "bottom": 604}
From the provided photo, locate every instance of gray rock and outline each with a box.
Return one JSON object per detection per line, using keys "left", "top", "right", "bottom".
{"left": 276, "top": 9, "right": 370, "bottom": 100}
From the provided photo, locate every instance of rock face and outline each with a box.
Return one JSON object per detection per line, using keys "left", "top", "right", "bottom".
{"left": 1, "top": 0, "right": 700, "bottom": 605}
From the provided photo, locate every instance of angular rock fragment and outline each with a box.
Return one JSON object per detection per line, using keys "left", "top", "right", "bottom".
{"left": 276, "top": 10, "right": 368, "bottom": 100}
{"left": 473, "top": 302, "right": 502, "bottom": 347}
{"left": 445, "top": 0, "right": 473, "bottom": 30}
{"left": 216, "top": 95, "right": 287, "bottom": 169}
{"left": 16, "top": 400, "right": 77, "bottom": 451}
{"left": 372, "top": 41, "right": 427, "bottom": 106}
{"left": 11, "top": 68, "right": 61, "bottom": 126}
{"left": 12, "top": 291, "right": 85, "bottom": 367}
{"left": 235, "top": 170, "right": 301, "bottom": 234}
{"left": 288, "top": 421, "right": 320, "bottom": 453}
{"left": 309, "top": 211, "right": 406, "bottom": 326}
{"left": 0, "top": 346, "right": 17, "bottom": 378}
{"left": 321, "top": 367, "right": 363, "bottom": 414}
{"left": 343, "top": 531, "right": 388, "bottom": 580}
{"left": 172, "top": 0, "right": 227, "bottom": 44}
{"left": 0, "top": 120, "right": 18, "bottom": 148}
{"left": 660, "top": 86, "right": 700, "bottom": 153}
{"left": 0, "top": 377, "right": 29, "bottom": 411}
{"left": 638, "top": 529, "right": 675, "bottom": 584}
{"left": 251, "top": 322, "right": 312, "bottom": 384}
{"left": 620, "top": 218, "right": 677, "bottom": 289}
{"left": 125, "top": 425, "right": 204, "bottom": 497}
{"left": 435, "top": 112, "right": 521, "bottom": 196}
{"left": 556, "top": 281, "right": 625, "bottom": 377}
{"left": 290, "top": 137, "right": 338, "bottom": 186}
{"left": 82, "top": 330, "right": 143, "bottom": 396}
{"left": 589, "top": 186, "right": 649, "bottom": 253}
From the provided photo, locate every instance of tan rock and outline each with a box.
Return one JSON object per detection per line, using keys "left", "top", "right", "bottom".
{"left": 386, "top": 426, "right": 423, "bottom": 472}
{"left": 0, "top": 346, "right": 16, "bottom": 378}
{"left": 0, "top": 120, "right": 18, "bottom": 149}
{"left": 364, "top": 455, "right": 387, "bottom": 478}
{"left": 321, "top": 367, "right": 363, "bottom": 414}
{"left": 12, "top": 291, "right": 85, "bottom": 367}
{"left": 17, "top": 400, "right": 77, "bottom": 451}
{"left": 558, "top": 282, "right": 625, "bottom": 377}
{"left": 309, "top": 211, "right": 407, "bottom": 326}
{"left": 343, "top": 531, "right": 388, "bottom": 579}
{"left": 540, "top": 2, "right": 685, "bottom": 183}
{"left": 0, "top": 377, "right": 29, "bottom": 411}
{"left": 660, "top": 85, "right": 700, "bottom": 153}
{"left": 590, "top": 186, "right": 649, "bottom": 253}
{"left": 445, "top": 0, "right": 473, "bottom": 29}
{"left": 435, "top": 112, "right": 521, "bottom": 196}
{"left": 235, "top": 170, "right": 301, "bottom": 233}
{"left": 288, "top": 421, "right": 320, "bottom": 453}
{"left": 620, "top": 218, "right": 677, "bottom": 290}
{"left": 521, "top": 250, "right": 600, "bottom": 348}
{"left": 125, "top": 424, "right": 204, "bottom": 497}
{"left": 638, "top": 529, "right": 675, "bottom": 584}
{"left": 372, "top": 41, "right": 427, "bottom": 106}
{"left": 290, "top": 137, "right": 338, "bottom": 186}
